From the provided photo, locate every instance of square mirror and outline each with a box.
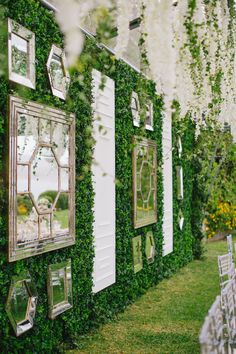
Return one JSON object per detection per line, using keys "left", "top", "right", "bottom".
{"left": 145, "top": 231, "right": 155, "bottom": 264}
{"left": 131, "top": 91, "right": 140, "bottom": 127}
{"left": 132, "top": 236, "right": 143, "bottom": 273}
{"left": 9, "top": 96, "right": 75, "bottom": 262}
{"left": 145, "top": 101, "right": 154, "bottom": 131}
{"left": 48, "top": 259, "right": 73, "bottom": 319}
{"left": 47, "top": 44, "right": 70, "bottom": 100}
{"left": 6, "top": 272, "right": 37, "bottom": 336}
{"left": 133, "top": 137, "right": 157, "bottom": 228}
{"left": 176, "top": 166, "right": 184, "bottom": 200}
{"left": 8, "top": 18, "right": 35, "bottom": 89}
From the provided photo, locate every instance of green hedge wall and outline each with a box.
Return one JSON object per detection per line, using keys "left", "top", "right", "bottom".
{"left": 0, "top": 1, "right": 195, "bottom": 352}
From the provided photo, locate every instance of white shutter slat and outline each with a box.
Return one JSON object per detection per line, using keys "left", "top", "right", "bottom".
{"left": 92, "top": 69, "right": 116, "bottom": 293}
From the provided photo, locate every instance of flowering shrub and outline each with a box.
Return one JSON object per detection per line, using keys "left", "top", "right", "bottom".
{"left": 206, "top": 202, "right": 236, "bottom": 238}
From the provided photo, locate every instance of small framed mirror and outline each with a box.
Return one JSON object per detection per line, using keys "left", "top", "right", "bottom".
{"left": 178, "top": 209, "right": 184, "bottom": 230}
{"left": 132, "top": 236, "right": 143, "bottom": 273}
{"left": 131, "top": 91, "right": 140, "bottom": 127}
{"left": 8, "top": 18, "right": 35, "bottom": 89}
{"left": 176, "top": 166, "right": 184, "bottom": 200}
{"left": 145, "top": 231, "right": 155, "bottom": 264}
{"left": 47, "top": 44, "right": 70, "bottom": 100}
{"left": 48, "top": 259, "right": 73, "bottom": 319}
{"left": 133, "top": 137, "right": 157, "bottom": 228}
{"left": 145, "top": 101, "right": 154, "bottom": 131}
{"left": 177, "top": 136, "right": 182, "bottom": 158}
{"left": 6, "top": 272, "right": 37, "bottom": 336}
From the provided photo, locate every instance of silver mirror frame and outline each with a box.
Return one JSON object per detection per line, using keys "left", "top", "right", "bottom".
{"left": 48, "top": 259, "right": 73, "bottom": 319}
{"left": 47, "top": 44, "right": 70, "bottom": 100}
{"left": 6, "top": 272, "right": 38, "bottom": 337}
{"left": 8, "top": 96, "right": 76, "bottom": 262}
{"left": 8, "top": 18, "right": 35, "bottom": 89}
{"left": 131, "top": 91, "right": 140, "bottom": 127}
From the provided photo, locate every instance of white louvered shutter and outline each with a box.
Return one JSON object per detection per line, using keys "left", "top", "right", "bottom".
{"left": 92, "top": 69, "right": 116, "bottom": 293}
{"left": 162, "top": 112, "right": 173, "bottom": 256}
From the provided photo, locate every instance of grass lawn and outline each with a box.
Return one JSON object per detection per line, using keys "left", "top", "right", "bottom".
{"left": 69, "top": 239, "right": 229, "bottom": 354}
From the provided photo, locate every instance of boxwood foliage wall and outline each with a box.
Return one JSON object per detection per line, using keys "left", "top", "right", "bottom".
{"left": 0, "top": 1, "right": 195, "bottom": 352}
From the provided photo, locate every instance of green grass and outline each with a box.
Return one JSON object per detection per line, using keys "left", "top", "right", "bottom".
{"left": 54, "top": 209, "right": 68, "bottom": 229}
{"left": 68, "top": 239, "right": 229, "bottom": 354}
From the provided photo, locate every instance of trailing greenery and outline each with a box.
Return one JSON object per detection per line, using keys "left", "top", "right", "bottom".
{"left": 0, "top": 1, "right": 195, "bottom": 353}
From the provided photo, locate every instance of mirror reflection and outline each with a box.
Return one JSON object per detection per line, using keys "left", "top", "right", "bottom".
{"left": 132, "top": 236, "right": 143, "bottom": 273}
{"left": 11, "top": 33, "right": 28, "bottom": 77}
{"left": 133, "top": 138, "right": 157, "bottom": 228}
{"left": 50, "top": 54, "right": 65, "bottom": 92}
{"left": 145, "top": 231, "right": 155, "bottom": 264}
{"left": 48, "top": 259, "right": 73, "bottom": 319}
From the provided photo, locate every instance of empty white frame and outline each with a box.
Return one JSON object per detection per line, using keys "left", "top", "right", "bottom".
{"left": 131, "top": 91, "right": 140, "bottom": 127}
{"left": 47, "top": 44, "right": 70, "bottom": 100}
{"left": 8, "top": 96, "right": 75, "bottom": 262}
{"left": 8, "top": 18, "right": 35, "bottom": 89}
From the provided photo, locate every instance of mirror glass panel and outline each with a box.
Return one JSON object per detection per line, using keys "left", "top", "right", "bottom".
{"left": 53, "top": 193, "right": 69, "bottom": 235}
{"left": 48, "top": 259, "right": 73, "bottom": 319}
{"left": 17, "top": 194, "right": 38, "bottom": 244}
{"left": 17, "top": 114, "right": 38, "bottom": 164}
{"left": 50, "top": 54, "right": 65, "bottom": 92}
{"left": 133, "top": 138, "right": 157, "bottom": 228}
{"left": 31, "top": 147, "right": 59, "bottom": 212}
{"left": 11, "top": 33, "right": 28, "bottom": 77}
{"left": 52, "top": 122, "right": 69, "bottom": 166}
{"left": 176, "top": 166, "right": 184, "bottom": 200}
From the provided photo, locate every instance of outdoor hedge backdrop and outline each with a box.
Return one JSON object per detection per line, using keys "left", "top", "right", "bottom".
{"left": 0, "top": 0, "right": 196, "bottom": 352}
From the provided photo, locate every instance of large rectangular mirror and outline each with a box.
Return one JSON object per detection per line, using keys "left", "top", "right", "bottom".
{"left": 48, "top": 259, "right": 73, "bottom": 319}
{"left": 133, "top": 137, "right": 157, "bottom": 228}
{"left": 9, "top": 96, "right": 75, "bottom": 262}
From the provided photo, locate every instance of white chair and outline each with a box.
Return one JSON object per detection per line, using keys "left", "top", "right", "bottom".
{"left": 218, "top": 253, "right": 235, "bottom": 291}
{"left": 222, "top": 280, "right": 236, "bottom": 352}
{"left": 227, "top": 235, "right": 233, "bottom": 255}
{"left": 199, "top": 295, "right": 227, "bottom": 353}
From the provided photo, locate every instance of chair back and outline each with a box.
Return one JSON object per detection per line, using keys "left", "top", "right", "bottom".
{"left": 199, "top": 296, "right": 227, "bottom": 353}
{"left": 227, "top": 235, "right": 233, "bottom": 255}
{"left": 218, "top": 253, "right": 235, "bottom": 290}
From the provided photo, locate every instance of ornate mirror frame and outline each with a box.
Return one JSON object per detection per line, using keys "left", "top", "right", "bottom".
{"left": 8, "top": 96, "right": 75, "bottom": 262}
{"left": 8, "top": 18, "right": 35, "bottom": 89}
{"left": 6, "top": 272, "right": 37, "bottom": 336}
{"left": 133, "top": 137, "right": 157, "bottom": 229}
{"left": 47, "top": 44, "right": 70, "bottom": 100}
{"left": 48, "top": 259, "right": 73, "bottom": 319}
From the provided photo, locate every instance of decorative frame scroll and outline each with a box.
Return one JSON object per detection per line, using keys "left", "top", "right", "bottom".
{"left": 8, "top": 96, "right": 75, "bottom": 262}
